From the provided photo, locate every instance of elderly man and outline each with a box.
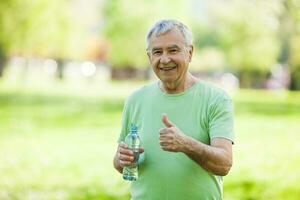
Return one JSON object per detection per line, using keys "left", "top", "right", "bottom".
{"left": 113, "top": 19, "right": 234, "bottom": 200}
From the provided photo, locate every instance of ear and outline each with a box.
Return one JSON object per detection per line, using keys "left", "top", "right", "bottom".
{"left": 146, "top": 49, "right": 150, "bottom": 59}
{"left": 146, "top": 50, "right": 151, "bottom": 60}
{"left": 188, "top": 45, "right": 193, "bottom": 62}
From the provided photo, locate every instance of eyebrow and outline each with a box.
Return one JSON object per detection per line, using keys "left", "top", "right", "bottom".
{"left": 151, "top": 47, "right": 162, "bottom": 52}
{"left": 167, "top": 45, "right": 180, "bottom": 49}
{"left": 151, "top": 45, "right": 181, "bottom": 52}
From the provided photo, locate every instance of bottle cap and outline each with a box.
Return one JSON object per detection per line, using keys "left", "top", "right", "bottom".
{"left": 130, "top": 123, "right": 138, "bottom": 134}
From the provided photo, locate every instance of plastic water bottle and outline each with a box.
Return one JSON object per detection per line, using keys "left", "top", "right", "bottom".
{"left": 123, "top": 124, "right": 140, "bottom": 181}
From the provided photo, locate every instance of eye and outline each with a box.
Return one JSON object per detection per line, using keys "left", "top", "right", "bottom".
{"left": 170, "top": 49, "right": 179, "bottom": 54}
{"left": 152, "top": 50, "right": 162, "bottom": 55}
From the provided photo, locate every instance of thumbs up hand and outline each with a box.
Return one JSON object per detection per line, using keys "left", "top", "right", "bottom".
{"left": 159, "top": 113, "right": 189, "bottom": 152}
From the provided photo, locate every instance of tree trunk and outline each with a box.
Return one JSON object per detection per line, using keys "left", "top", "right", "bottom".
{"left": 278, "top": 0, "right": 295, "bottom": 89}
{"left": 56, "top": 58, "right": 64, "bottom": 80}
{"left": 0, "top": 47, "right": 7, "bottom": 77}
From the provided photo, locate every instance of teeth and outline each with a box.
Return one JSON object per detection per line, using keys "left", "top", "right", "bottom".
{"left": 160, "top": 67, "right": 176, "bottom": 71}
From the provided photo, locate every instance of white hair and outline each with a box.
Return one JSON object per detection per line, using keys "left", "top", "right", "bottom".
{"left": 146, "top": 19, "right": 193, "bottom": 51}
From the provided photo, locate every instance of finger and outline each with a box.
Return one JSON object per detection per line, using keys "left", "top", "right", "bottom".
{"left": 118, "top": 153, "right": 134, "bottom": 162}
{"left": 160, "top": 144, "right": 171, "bottom": 151}
{"left": 159, "top": 128, "right": 168, "bottom": 134}
{"left": 162, "top": 113, "right": 174, "bottom": 128}
{"left": 160, "top": 144, "right": 176, "bottom": 152}
{"left": 120, "top": 160, "right": 133, "bottom": 167}
{"left": 119, "top": 142, "right": 128, "bottom": 148}
{"left": 119, "top": 147, "right": 134, "bottom": 156}
{"left": 159, "top": 141, "right": 169, "bottom": 146}
{"left": 160, "top": 133, "right": 173, "bottom": 140}
{"left": 159, "top": 135, "right": 169, "bottom": 142}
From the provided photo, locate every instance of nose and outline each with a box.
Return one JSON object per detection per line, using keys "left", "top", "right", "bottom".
{"left": 160, "top": 53, "right": 170, "bottom": 64}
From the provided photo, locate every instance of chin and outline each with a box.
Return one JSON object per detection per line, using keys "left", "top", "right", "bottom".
{"left": 160, "top": 77, "right": 176, "bottom": 83}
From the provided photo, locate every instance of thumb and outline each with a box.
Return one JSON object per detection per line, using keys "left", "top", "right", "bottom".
{"left": 162, "top": 113, "right": 174, "bottom": 128}
{"left": 139, "top": 147, "right": 144, "bottom": 153}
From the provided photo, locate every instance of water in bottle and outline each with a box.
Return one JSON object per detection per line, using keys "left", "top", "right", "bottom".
{"left": 123, "top": 124, "right": 140, "bottom": 181}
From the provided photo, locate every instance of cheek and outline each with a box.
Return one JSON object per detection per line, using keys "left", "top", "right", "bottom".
{"left": 150, "top": 58, "right": 160, "bottom": 69}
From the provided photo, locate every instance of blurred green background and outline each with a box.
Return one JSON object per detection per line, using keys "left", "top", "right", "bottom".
{"left": 1, "top": 0, "right": 300, "bottom": 199}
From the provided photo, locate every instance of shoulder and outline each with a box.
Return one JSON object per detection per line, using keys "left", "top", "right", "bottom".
{"left": 196, "top": 81, "right": 232, "bottom": 103}
{"left": 125, "top": 81, "right": 157, "bottom": 105}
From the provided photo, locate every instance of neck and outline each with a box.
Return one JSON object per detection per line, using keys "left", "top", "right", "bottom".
{"left": 160, "top": 73, "right": 198, "bottom": 94}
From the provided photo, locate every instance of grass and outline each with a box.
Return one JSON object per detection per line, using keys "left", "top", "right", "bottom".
{"left": 226, "top": 90, "right": 300, "bottom": 200}
{"left": 0, "top": 81, "right": 300, "bottom": 200}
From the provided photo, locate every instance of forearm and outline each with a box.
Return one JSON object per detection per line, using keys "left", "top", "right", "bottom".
{"left": 183, "top": 137, "right": 232, "bottom": 176}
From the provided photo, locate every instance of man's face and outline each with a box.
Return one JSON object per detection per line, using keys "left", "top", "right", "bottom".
{"left": 147, "top": 28, "right": 193, "bottom": 85}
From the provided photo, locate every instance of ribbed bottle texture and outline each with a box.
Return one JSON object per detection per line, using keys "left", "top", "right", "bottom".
{"left": 123, "top": 124, "right": 140, "bottom": 181}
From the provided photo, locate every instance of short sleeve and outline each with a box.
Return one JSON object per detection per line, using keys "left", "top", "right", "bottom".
{"left": 117, "top": 99, "right": 130, "bottom": 143}
{"left": 208, "top": 98, "right": 235, "bottom": 144}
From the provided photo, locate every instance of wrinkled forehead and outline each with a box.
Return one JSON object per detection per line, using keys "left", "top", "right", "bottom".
{"left": 148, "top": 28, "right": 187, "bottom": 50}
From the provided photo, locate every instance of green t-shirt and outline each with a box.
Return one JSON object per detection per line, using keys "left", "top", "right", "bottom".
{"left": 118, "top": 80, "right": 234, "bottom": 200}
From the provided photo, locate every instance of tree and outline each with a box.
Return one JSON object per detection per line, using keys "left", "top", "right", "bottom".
{"left": 277, "top": 0, "right": 300, "bottom": 89}
{"left": 213, "top": 1, "right": 280, "bottom": 72}
{"left": 0, "top": 0, "right": 74, "bottom": 77}
{"left": 103, "top": 0, "right": 192, "bottom": 69}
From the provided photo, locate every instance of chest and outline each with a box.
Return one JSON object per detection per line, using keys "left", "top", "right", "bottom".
{"left": 129, "top": 97, "right": 210, "bottom": 148}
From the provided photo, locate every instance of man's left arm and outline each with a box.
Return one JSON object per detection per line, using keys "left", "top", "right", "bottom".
{"left": 159, "top": 114, "right": 232, "bottom": 176}
{"left": 182, "top": 137, "right": 232, "bottom": 176}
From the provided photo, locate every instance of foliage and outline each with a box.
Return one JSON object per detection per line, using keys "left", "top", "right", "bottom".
{"left": 193, "top": 1, "right": 281, "bottom": 72}
{"left": 102, "top": 0, "right": 193, "bottom": 68}
{"left": 0, "top": 0, "right": 75, "bottom": 58}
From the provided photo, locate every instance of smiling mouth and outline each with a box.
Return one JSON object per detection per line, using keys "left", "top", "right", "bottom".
{"left": 159, "top": 66, "right": 176, "bottom": 71}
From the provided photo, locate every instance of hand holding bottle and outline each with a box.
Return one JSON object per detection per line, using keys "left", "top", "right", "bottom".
{"left": 117, "top": 142, "right": 144, "bottom": 168}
